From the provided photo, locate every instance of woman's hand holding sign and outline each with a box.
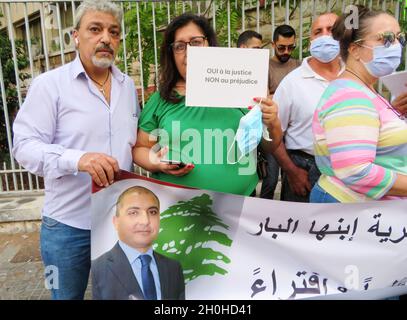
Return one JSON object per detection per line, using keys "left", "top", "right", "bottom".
{"left": 251, "top": 97, "right": 283, "bottom": 153}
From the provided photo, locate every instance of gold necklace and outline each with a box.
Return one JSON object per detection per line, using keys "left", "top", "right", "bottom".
{"left": 88, "top": 71, "right": 110, "bottom": 95}
{"left": 345, "top": 68, "right": 405, "bottom": 120}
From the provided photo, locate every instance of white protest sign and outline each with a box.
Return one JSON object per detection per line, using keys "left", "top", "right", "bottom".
{"left": 92, "top": 171, "right": 407, "bottom": 300}
{"left": 382, "top": 70, "right": 407, "bottom": 98}
{"left": 186, "top": 47, "right": 269, "bottom": 108}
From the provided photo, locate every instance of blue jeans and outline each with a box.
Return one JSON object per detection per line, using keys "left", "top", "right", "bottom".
{"left": 310, "top": 183, "right": 340, "bottom": 203}
{"left": 281, "top": 150, "right": 321, "bottom": 202}
{"left": 40, "top": 216, "right": 90, "bottom": 300}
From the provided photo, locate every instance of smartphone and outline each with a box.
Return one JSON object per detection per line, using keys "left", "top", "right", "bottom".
{"left": 160, "top": 159, "right": 186, "bottom": 168}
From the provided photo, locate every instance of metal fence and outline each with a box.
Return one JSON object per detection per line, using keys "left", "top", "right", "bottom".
{"left": 0, "top": 0, "right": 404, "bottom": 193}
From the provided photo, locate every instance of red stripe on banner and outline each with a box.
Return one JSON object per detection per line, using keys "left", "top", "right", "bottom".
{"left": 92, "top": 169, "right": 197, "bottom": 193}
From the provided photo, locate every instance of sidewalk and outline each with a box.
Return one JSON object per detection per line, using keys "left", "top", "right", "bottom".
{"left": 0, "top": 192, "right": 42, "bottom": 234}
{"left": 0, "top": 232, "right": 49, "bottom": 299}
{"left": 0, "top": 192, "right": 92, "bottom": 300}
{"left": 0, "top": 192, "right": 45, "bottom": 299}
{"left": 0, "top": 192, "right": 44, "bottom": 299}
{"left": 0, "top": 230, "right": 93, "bottom": 300}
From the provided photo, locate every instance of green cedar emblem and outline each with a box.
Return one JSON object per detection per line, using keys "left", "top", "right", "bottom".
{"left": 153, "top": 194, "right": 233, "bottom": 282}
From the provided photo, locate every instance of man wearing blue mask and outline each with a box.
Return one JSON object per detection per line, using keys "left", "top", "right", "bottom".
{"left": 271, "top": 13, "right": 344, "bottom": 202}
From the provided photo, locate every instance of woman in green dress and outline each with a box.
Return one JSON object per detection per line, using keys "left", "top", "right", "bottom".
{"left": 133, "top": 13, "right": 282, "bottom": 196}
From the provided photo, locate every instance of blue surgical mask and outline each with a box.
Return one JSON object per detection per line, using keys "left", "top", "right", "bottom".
{"left": 228, "top": 104, "right": 263, "bottom": 163}
{"left": 310, "top": 35, "right": 340, "bottom": 63}
{"left": 361, "top": 42, "right": 402, "bottom": 78}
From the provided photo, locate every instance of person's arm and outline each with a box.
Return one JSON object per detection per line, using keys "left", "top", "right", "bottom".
{"left": 12, "top": 76, "right": 119, "bottom": 187}
{"left": 272, "top": 142, "right": 311, "bottom": 196}
{"left": 132, "top": 129, "right": 194, "bottom": 176}
{"left": 391, "top": 92, "right": 407, "bottom": 116}
{"left": 321, "top": 92, "right": 404, "bottom": 199}
{"left": 386, "top": 174, "right": 407, "bottom": 196}
{"left": 255, "top": 97, "right": 283, "bottom": 153}
{"left": 269, "top": 78, "right": 311, "bottom": 196}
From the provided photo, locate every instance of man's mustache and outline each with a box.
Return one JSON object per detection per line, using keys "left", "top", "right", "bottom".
{"left": 95, "top": 45, "right": 114, "bottom": 54}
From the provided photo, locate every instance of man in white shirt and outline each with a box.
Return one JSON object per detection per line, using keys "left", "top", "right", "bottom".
{"left": 12, "top": 0, "right": 138, "bottom": 299}
{"left": 272, "top": 13, "right": 343, "bottom": 202}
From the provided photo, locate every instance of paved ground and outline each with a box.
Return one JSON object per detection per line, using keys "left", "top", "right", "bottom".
{"left": 0, "top": 191, "right": 93, "bottom": 300}
{"left": 0, "top": 231, "right": 92, "bottom": 300}
{"left": 0, "top": 232, "right": 49, "bottom": 300}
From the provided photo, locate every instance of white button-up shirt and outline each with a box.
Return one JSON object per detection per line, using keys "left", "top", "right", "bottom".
{"left": 12, "top": 56, "right": 139, "bottom": 229}
{"left": 273, "top": 56, "right": 344, "bottom": 155}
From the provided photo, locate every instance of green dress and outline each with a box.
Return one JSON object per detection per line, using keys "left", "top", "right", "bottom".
{"left": 138, "top": 92, "right": 259, "bottom": 196}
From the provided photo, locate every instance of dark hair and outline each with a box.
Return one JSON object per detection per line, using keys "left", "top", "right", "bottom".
{"left": 273, "top": 24, "right": 296, "bottom": 42}
{"left": 159, "top": 13, "right": 218, "bottom": 103}
{"left": 237, "top": 30, "right": 263, "bottom": 47}
{"left": 332, "top": 5, "right": 386, "bottom": 62}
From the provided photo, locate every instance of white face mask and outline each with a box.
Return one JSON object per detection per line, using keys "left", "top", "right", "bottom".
{"left": 228, "top": 102, "right": 269, "bottom": 164}
{"left": 235, "top": 104, "right": 263, "bottom": 156}
{"left": 310, "top": 35, "right": 340, "bottom": 63}
{"left": 360, "top": 42, "right": 402, "bottom": 78}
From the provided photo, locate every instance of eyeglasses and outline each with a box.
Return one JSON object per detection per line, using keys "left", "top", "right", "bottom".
{"left": 355, "top": 31, "right": 407, "bottom": 48}
{"left": 171, "top": 36, "right": 207, "bottom": 53}
{"left": 275, "top": 44, "right": 296, "bottom": 52}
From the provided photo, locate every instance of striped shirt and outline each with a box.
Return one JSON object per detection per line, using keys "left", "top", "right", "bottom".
{"left": 313, "top": 79, "right": 407, "bottom": 202}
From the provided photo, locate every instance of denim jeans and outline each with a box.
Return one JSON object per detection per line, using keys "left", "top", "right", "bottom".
{"left": 260, "top": 152, "right": 280, "bottom": 200}
{"left": 40, "top": 216, "right": 91, "bottom": 300}
{"left": 310, "top": 183, "right": 340, "bottom": 203}
{"left": 281, "top": 150, "right": 321, "bottom": 203}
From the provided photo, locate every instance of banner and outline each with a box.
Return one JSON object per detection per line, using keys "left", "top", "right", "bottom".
{"left": 91, "top": 171, "right": 407, "bottom": 300}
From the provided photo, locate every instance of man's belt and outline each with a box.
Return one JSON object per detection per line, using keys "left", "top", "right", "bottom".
{"left": 287, "top": 149, "right": 315, "bottom": 160}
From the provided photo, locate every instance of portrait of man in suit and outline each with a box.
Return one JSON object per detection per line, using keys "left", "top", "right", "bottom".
{"left": 92, "top": 186, "right": 185, "bottom": 300}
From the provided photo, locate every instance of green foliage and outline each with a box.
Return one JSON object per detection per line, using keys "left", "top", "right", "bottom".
{"left": 121, "top": 1, "right": 194, "bottom": 91}
{"left": 154, "top": 193, "right": 233, "bottom": 283}
{"left": 398, "top": 8, "right": 407, "bottom": 71}
{"left": 0, "top": 34, "right": 29, "bottom": 163}
{"left": 122, "top": 2, "right": 162, "bottom": 89}
{"left": 30, "top": 36, "right": 40, "bottom": 45}
{"left": 291, "top": 20, "right": 312, "bottom": 60}
{"left": 214, "top": 0, "right": 242, "bottom": 47}
{"left": 121, "top": 0, "right": 242, "bottom": 94}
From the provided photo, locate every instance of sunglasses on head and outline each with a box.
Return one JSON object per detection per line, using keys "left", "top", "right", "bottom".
{"left": 378, "top": 31, "right": 406, "bottom": 48}
{"left": 355, "top": 31, "right": 406, "bottom": 48}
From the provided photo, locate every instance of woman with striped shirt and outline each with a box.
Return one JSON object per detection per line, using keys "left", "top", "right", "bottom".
{"left": 311, "top": 6, "right": 407, "bottom": 203}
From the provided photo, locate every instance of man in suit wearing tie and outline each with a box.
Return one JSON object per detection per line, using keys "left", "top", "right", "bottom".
{"left": 92, "top": 186, "right": 185, "bottom": 300}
